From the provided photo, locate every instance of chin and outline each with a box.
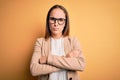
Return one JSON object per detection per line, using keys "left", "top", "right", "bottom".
{"left": 52, "top": 31, "right": 61, "bottom": 35}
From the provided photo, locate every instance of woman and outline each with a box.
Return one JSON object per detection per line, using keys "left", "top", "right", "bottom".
{"left": 30, "top": 4, "right": 85, "bottom": 80}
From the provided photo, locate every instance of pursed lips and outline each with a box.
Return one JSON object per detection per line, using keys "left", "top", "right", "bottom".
{"left": 53, "top": 28, "right": 59, "bottom": 31}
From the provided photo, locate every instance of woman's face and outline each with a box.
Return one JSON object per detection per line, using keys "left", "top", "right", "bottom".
{"left": 49, "top": 8, "right": 66, "bottom": 37}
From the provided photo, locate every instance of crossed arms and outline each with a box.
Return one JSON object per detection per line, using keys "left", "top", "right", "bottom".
{"left": 30, "top": 38, "right": 85, "bottom": 76}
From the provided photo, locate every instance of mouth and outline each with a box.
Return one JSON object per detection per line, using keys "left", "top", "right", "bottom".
{"left": 53, "top": 28, "right": 59, "bottom": 31}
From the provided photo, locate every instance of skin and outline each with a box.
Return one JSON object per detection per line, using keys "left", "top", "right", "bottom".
{"left": 49, "top": 8, "right": 66, "bottom": 39}
{"left": 40, "top": 8, "right": 79, "bottom": 64}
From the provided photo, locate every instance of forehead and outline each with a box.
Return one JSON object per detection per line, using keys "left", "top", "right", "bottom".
{"left": 50, "top": 8, "right": 65, "bottom": 18}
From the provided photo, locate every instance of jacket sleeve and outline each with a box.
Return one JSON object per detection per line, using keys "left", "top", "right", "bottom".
{"left": 47, "top": 37, "right": 85, "bottom": 71}
{"left": 30, "top": 39, "right": 60, "bottom": 76}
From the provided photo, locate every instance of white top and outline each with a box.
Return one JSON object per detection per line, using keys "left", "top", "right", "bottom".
{"left": 49, "top": 37, "right": 67, "bottom": 80}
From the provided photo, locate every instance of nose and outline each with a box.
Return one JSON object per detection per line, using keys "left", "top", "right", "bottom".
{"left": 54, "top": 20, "right": 58, "bottom": 26}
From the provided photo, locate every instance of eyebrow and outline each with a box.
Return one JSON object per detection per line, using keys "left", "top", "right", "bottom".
{"left": 49, "top": 17, "right": 66, "bottom": 19}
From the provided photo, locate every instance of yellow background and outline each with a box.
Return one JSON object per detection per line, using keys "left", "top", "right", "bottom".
{"left": 0, "top": 0, "right": 120, "bottom": 80}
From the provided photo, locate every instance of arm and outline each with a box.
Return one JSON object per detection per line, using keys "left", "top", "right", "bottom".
{"left": 47, "top": 37, "right": 85, "bottom": 71}
{"left": 66, "top": 50, "right": 80, "bottom": 58}
{"left": 30, "top": 39, "right": 61, "bottom": 76}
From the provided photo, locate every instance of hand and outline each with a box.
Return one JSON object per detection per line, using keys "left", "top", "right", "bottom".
{"left": 66, "top": 52, "right": 73, "bottom": 58}
{"left": 39, "top": 56, "right": 47, "bottom": 64}
{"left": 66, "top": 50, "right": 79, "bottom": 58}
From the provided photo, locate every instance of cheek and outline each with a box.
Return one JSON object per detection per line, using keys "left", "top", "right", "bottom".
{"left": 60, "top": 25, "right": 65, "bottom": 31}
{"left": 49, "top": 24, "right": 53, "bottom": 30}
{"left": 61, "top": 26, "right": 65, "bottom": 31}
{"left": 49, "top": 23, "right": 53, "bottom": 28}
{"left": 49, "top": 22, "right": 52, "bottom": 27}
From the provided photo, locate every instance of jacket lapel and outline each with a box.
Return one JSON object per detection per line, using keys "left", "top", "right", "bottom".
{"left": 64, "top": 36, "right": 71, "bottom": 55}
{"left": 46, "top": 37, "right": 51, "bottom": 55}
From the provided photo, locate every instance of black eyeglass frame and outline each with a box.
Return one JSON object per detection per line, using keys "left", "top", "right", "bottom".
{"left": 49, "top": 17, "right": 66, "bottom": 25}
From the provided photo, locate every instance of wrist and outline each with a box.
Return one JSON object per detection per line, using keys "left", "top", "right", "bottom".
{"left": 46, "top": 56, "right": 48, "bottom": 64}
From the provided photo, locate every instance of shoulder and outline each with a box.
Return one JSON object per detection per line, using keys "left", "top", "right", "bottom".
{"left": 34, "top": 37, "right": 46, "bottom": 45}
{"left": 66, "top": 36, "right": 81, "bottom": 46}
{"left": 36, "top": 37, "right": 45, "bottom": 42}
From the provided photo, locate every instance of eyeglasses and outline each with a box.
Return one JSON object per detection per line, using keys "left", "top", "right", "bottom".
{"left": 49, "top": 17, "right": 66, "bottom": 25}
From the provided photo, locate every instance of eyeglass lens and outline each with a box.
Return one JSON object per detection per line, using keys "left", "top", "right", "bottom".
{"left": 49, "top": 17, "right": 66, "bottom": 25}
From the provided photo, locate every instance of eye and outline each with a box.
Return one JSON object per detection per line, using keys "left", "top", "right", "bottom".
{"left": 59, "top": 18, "right": 64, "bottom": 21}
{"left": 50, "top": 17, "right": 55, "bottom": 20}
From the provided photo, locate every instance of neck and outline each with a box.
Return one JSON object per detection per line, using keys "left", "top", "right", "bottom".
{"left": 51, "top": 34, "right": 63, "bottom": 39}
